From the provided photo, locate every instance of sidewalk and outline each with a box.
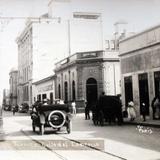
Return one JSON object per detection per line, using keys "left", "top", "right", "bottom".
{"left": 123, "top": 117, "right": 160, "bottom": 128}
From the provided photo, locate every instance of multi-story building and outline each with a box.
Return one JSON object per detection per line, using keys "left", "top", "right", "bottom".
{"left": 17, "top": 1, "right": 123, "bottom": 106}
{"left": 16, "top": 17, "right": 69, "bottom": 106}
{"left": 54, "top": 50, "right": 120, "bottom": 112}
{"left": 9, "top": 68, "right": 18, "bottom": 106}
{"left": 119, "top": 24, "right": 160, "bottom": 119}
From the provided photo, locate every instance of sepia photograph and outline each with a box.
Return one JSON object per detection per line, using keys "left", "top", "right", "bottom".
{"left": 0, "top": 0, "right": 160, "bottom": 159}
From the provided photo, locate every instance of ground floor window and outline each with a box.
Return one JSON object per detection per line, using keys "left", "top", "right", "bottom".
{"left": 64, "top": 81, "right": 68, "bottom": 102}
{"left": 42, "top": 94, "right": 46, "bottom": 101}
{"left": 50, "top": 92, "right": 53, "bottom": 104}
{"left": 58, "top": 84, "right": 61, "bottom": 99}
{"left": 138, "top": 73, "right": 149, "bottom": 115}
{"left": 72, "top": 80, "right": 76, "bottom": 101}
{"left": 37, "top": 94, "right": 41, "bottom": 101}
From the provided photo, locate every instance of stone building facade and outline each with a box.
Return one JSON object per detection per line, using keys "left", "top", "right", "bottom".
{"left": 119, "top": 24, "right": 160, "bottom": 118}
{"left": 54, "top": 50, "right": 120, "bottom": 112}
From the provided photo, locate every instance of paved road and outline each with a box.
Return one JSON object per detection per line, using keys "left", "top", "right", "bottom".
{"left": 0, "top": 111, "right": 160, "bottom": 160}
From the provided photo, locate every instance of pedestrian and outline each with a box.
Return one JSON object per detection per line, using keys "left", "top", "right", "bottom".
{"left": 141, "top": 102, "right": 147, "bottom": 121}
{"left": 127, "top": 101, "right": 136, "bottom": 121}
{"left": 85, "top": 101, "right": 90, "bottom": 120}
{"left": 153, "top": 96, "right": 160, "bottom": 119}
{"left": 12, "top": 106, "right": 16, "bottom": 115}
{"left": 71, "top": 101, "right": 76, "bottom": 115}
{"left": 151, "top": 96, "right": 160, "bottom": 119}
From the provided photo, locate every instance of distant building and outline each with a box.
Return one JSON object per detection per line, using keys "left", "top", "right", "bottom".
{"left": 2, "top": 89, "right": 10, "bottom": 107}
{"left": 9, "top": 68, "right": 18, "bottom": 106}
{"left": 119, "top": 24, "right": 160, "bottom": 119}
{"left": 32, "top": 75, "right": 56, "bottom": 104}
{"left": 54, "top": 50, "right": 120, "bottom": 112}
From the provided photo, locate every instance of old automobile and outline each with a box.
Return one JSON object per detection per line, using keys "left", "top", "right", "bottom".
{"left": 30, "top": 102, "right": 72, "bottom": 135}
{"left": 19, "top": 103, "right": 29, "bottom": 113}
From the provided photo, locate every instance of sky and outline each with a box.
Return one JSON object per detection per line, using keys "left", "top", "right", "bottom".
{"left": 1, "top": 0, "right": 160, "bottom": 103}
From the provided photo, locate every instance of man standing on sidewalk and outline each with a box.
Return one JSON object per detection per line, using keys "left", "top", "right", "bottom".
{"left": 141, "top": 102, "right": 147, "bottom": 121}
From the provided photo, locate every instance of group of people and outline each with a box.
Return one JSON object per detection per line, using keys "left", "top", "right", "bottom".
{"left": 32, "top": 93, "right": 160, "bottom": 122}
{"left": 127, "top": 96, "right": 160, "bottom": 122}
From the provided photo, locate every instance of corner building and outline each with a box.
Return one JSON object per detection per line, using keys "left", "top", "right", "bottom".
{"left": 54, "top": 50, "right": 120, "bottom": 112}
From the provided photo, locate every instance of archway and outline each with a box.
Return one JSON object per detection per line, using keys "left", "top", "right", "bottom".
{"left": 86, "top": 78, "right": 98, "bottom": 106}
{"left": 72, "top": 80, "right": 76, "bottom": 101}
{"left": 64, "top": 81, "right": 68, "bottom": 102}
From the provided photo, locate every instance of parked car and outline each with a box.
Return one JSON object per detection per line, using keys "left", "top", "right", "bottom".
{"left": 30, "top": 102, "right": 72, "bottom": 135}
{"left": 4, "top": 105, "right": 12, "bottom": 111}
{"left": 19, "top": 103, "right": 29, "bottom": 113}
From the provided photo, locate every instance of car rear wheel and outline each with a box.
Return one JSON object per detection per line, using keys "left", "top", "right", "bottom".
{"left": 48, "top": 110, "right": 66, "bottom": 129}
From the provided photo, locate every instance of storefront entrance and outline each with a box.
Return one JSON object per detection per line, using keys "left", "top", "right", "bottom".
{"left": 138, "top": 73, "right": 149, "bottom": 115}
{"left": 124, "top": 76, "right": 133, "bottom": 108}
{"left": 154, "top": 71, "right": 160, "bottom": 97}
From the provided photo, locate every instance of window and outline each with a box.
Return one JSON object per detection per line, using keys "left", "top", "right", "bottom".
{"left": 50, "top": 92, "right": 53, "bottom": 104}
{"left": 42, "top": 94, "right": 46, "bottom": 100}
{"left": 72, "top": 80, "right": 76, "bottom": 101}
{"left": 58, "top": 84, "right": 61, "bottom": 99}
{"left": 64, "top": 81, "right": 68, "bottom": 102}
{"left": 110, "top": 40, "right": 115, "bottom": 50}
{"left": 105, "top": 40, "right": 110, "bottom": 50}
{"left": 37, "top": 94, "right": 41, "bottom": 101}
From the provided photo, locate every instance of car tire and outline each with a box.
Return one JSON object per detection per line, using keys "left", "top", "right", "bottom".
{"left": 48, "top": 110, "right": 66, "bottom": 129}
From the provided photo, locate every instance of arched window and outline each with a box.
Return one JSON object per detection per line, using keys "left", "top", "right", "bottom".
{"left": 64, "top": 81, "right": 68, "bottom": 102}
{"left": 72, "top": 80, "right": 76, "bottom": 101}
{"left": 58, "top": 84, "right": 61, "bottom": 99}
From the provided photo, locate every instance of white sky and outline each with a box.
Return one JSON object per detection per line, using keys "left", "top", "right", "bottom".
{"left": 1, "top": 0, "right": 160, "bottom": 103}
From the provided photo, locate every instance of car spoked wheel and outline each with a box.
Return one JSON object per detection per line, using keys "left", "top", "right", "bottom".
{"left": 48, "top": 110, "right": 66, "bottom": 129}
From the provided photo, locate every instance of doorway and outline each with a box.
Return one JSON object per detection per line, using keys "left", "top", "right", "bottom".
{"left": 138, "top": 73, "right": 149, "bottom": 115}
{"left": 124, "top": 76, "right": 133, "bottom": 108}
{"left": 154, "top": 71, "right": 160, "bottom": 97}
{"left": 86, "top": 78, "right": 98, "bottom": 105}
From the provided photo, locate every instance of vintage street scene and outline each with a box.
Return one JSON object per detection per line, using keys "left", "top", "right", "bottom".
{"left": 0, "top": 0, "right": 160, "bottom": 160}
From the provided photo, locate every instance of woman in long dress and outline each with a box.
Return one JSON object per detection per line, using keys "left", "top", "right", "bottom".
{"left": 127, "top": 101, "right": 136, "bottom": 121}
